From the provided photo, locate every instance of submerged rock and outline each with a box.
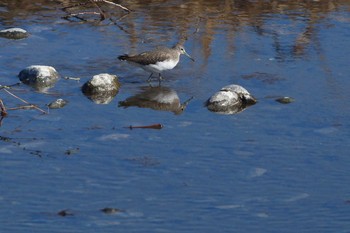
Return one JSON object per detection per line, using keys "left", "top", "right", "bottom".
{"left": 18, "top": 65, "right": 59, "bottom": 91}
{"left": 101, "top": 207, "right": 123, "bottom": 214}
{"left": 57, "top": 209, "right": 74, "bottom": 217}
{"left": 275, "top": 96, "right": 295, "bottom": 104}
{"left": 206, "top": 84, "right": 257, "bottom": 114}
{"left": 0, "top": 28, "right": 29, "bottom": 39}
{"left": 82, "top": 73, "right": 120, "bottom": 104}
{"left": 47, "top": 99, "right": 68, "bottom": 109}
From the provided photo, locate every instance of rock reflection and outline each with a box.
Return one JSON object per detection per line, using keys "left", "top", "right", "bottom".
{"left": 83, "top": 91, "right": 118, "bottom": 104}
{"left": 118, "top": 85, "right": 192, "bottom": 115}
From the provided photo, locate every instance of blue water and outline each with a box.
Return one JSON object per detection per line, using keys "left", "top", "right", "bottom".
{"left": 1, "top": 1, "right": 350, "bottom": 232}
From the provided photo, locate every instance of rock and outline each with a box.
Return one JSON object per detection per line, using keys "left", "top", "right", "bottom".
{"left": 0, "top": 28, "right": 29, "bottom": 39}
{"left": 206, "top": 84, "right": 257, "bottom": 114}
{"left": 47, "top": 99, "right": 68, "bottom": 109}
{"left": 101, "top": 207, "right": 123, "bottom": 214}
{"left": 82, "top": 73, "right": 120, "bottom": 104}
{"left": 82, "top": 73, "right": 120, "bottom": 94}
{"left": 275, "top": 96, "right": 295, "bottom": 104}
{"left": 18, "top": 65, "right": 59, "bottom": 91}
{"left": 57, "top": 209, "right": 74, "bottom": 217}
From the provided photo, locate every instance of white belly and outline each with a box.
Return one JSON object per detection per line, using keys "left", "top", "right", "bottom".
{"left": 145, "top": 59, "right": 178, "bottom": 73}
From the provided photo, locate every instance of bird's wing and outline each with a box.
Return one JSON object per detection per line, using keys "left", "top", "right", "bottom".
{"left": 125, "top": 48, "right": 173, "bottom": 65}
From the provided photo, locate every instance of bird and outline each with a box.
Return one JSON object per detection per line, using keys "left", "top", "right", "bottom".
{"left": 118, "top": 43, "right": 194, "bottom": 83}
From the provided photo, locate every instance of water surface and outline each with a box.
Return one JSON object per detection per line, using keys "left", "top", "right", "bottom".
{"left": 1, "top": 1, "right": 350, "bottom": 232}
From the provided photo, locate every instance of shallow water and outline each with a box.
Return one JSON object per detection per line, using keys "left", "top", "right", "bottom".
{"left": 1, "top": 1, "right": 350, "bottom": 232}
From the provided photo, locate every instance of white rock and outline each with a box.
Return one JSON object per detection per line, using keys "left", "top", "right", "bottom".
{"left": 82, "top": 73, "right": 120, "bottom": 104}
{"left": 18, "top": 65, "right": 59, "bottom": 88}
{"left": 0, "top": 28, "right": 29, "bottom": 39}
{"left": 206, "top": 84, "right": 257, "bottom": 114}
{"left": 82, "top": 73, "right": 120, "bottom": 93}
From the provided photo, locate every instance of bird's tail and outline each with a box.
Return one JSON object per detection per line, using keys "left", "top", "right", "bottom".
{"left": 118, "top": 54, "right": 129, "bottom": 61}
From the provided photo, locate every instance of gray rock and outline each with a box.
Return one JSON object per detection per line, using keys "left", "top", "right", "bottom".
{"left": 82, "top": 73, "right": 120, "bottom": 104}
{"left": 47, "top": 99, "right": 68, "bottom": 109}
{"left": 0, "top": 28, "right": 29, "bottom": 39}
{"left": 18, "top": 65, "right": 59, "bottom": 91}
{"left": 206, "top": 84, "right": 257, "bottom": 114}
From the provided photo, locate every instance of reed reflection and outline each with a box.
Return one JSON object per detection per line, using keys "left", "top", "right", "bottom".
{"left": 116, "top": 0, "right": 347, "bottom": 62}
{"left": 1, "top": 0, "right": 347, "bottom": 62}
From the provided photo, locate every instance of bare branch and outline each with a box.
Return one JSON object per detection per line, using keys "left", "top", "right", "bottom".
{"left": 0, "top": 99, "right": 7, "bottom": 117}
{"left": 90, "top": 0, "right": 106, "bottom": 20}
{"left": 62, "top": 0, "right": 130, "bottom": 22}
{"left": 67, "top": 11, "right": 101, "bottom": 17}
{"left": 6, "top": 105, "right": 40, "bottom": 111}
{"left": 62, "top": 2, "right": 90, "bottom": 12}
{"left": 99, "top": 0, "right": 131, "bottom": 12}
{"left": 2, "top": 89, "right": 48, "bottom": 114}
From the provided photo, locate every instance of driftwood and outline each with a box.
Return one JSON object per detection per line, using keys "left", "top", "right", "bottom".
{"left": 125, "top": 123, "right": 163, "bottom": 130}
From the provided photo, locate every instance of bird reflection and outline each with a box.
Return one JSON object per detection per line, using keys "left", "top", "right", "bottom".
{"left": 118, "top": 85, "right": 192, "bottom": 115}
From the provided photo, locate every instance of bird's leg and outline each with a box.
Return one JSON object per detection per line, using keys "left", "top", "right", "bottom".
{"left": 158, "top": 73, "right": 163, "bottom": 86}
{"left": 147, "top": 73, "right": 154, "bottom": 82}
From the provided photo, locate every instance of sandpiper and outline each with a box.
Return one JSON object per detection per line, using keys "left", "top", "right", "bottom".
{"left": 118, "top": 43, "right": 194, "bottom": 82}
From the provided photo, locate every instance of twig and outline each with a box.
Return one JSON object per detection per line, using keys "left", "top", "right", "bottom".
{"left": 98, "top": 0, "right": 131, "bottom": 12}
{"left": 2, "top": 89, "right": 47, "bottom": 114}
{"left": 62, "top": 0, "right": 130, "bottom": 22}
{"left": 62, "top": 1, "right": 103, "bottom": 21}
{"left": 63, "top": 14, "right": 88, "bottom": 22}
{"left": 6, "top": 105, "right": 39, "bottom": 111}
{"left": 0, "top": 116, "right": 4, "bottom": 127}
{"left": 62, "top": 2, "right": 90, "bottom": 11}
{"left": 108, "top": 16, "right": 130, "bottom": 34}
{"left": 64, "top": 11, "right": 102, "bottom": 21}
{"left": 0, "top": 99, "right": 7, "bottom": 117}
{"left": 64, "top": 76, "right": 81, "bottom": 81}
{"left": 0, "top": 83, "right": 21, "bottom": 90}
{"left": 125, "top": 124, "right": 163, "bottom": 130}
{"left": 69, "top": 11, "right": 101, "bottom": 16}
{"left": 89, "top": 0, "right": 106, "bottom": 20}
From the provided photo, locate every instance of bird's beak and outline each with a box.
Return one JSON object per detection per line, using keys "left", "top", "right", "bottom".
{"left": 184, "top": 51, "right": 195, "bottom": 62}
{"left": 182, "top": 96, "right": 194, "bottom": 107}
